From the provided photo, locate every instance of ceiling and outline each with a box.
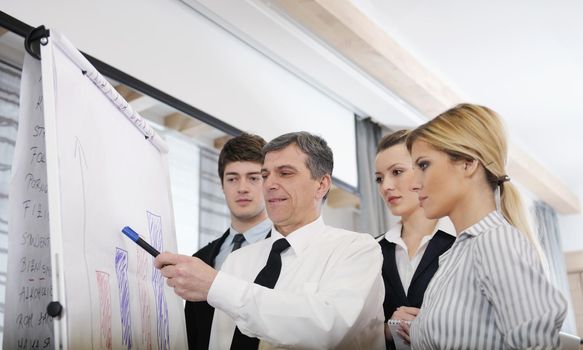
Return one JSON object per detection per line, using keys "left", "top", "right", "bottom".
{"left": 351, "top": 0, "right": 583, "bottom": 190}
{"left": 177, "top": 0, "right": 580, "bottom": 212}
{"left": 2, "top": 2, "right": 581, "bottom": 211}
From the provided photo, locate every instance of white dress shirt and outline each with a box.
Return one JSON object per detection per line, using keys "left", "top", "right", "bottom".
{"left": 214, "top": 218, "right": 272, "bottom": 270}
{"left": 410, "top": 211, "right": 567, "bottom": 349}
{"left": 207, "top": 217, "right": 385, "bottom": 349}
{"left": 382, "top": 218, "right": 455, "bottom": 294}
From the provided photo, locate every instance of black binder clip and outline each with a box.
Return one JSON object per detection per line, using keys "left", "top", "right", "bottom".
{"left": 24, "top": 25, "right": 50, "bottom": 60}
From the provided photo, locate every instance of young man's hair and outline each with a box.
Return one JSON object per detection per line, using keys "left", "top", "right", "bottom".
{"left": 218, "top": 133, "right": 267, "bottom": 184}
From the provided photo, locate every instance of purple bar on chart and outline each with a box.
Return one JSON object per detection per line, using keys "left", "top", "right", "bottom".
{"left": 147, "top": 211, "right": 170, "bottom": 350}
{"left": 137, "top": 243, "right": 153, "bottom": 350}
{"left": 115, "top": 248, "right": 132, "bottom": 349}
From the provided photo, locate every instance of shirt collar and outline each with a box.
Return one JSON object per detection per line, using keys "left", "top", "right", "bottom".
{"left": 436, "top": 217, "right": 457, "bottom": 238}
{"left": 384, "top": 217, "right": 456, "bottom": 246}
{"left": 271, "top": 216, "right": 325, "bottom": 257}
{"left": 228, "top": 218, "right": 272, "bottom": 245}
{"left": 461, "top": 210, "right": 506, "bottom": 237}
{"left": 384, "top": 222, "right": 403, "bottom": 244}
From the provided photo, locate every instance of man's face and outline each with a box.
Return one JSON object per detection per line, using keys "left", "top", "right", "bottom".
{"left": 261, "top": 144, "right": 329, "bottom": 235}
{"left": 222, "top": 161, "right": 266, "bottom": 222}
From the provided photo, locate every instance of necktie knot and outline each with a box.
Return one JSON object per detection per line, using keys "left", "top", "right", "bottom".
{"left": 271, "top": 238, "right": 290, "bottom": 255}
{"left": 231, "top": 233, "right": 245, "bottom": 252}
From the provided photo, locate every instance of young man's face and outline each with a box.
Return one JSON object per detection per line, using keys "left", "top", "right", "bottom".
{"left": 222, "top": 161, "right": 266, "bottom": 223}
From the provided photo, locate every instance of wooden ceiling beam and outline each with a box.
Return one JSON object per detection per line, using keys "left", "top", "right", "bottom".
{"left": 327, "top": 187, "right": 359, "bottom": 209}
{"left": 114, "top": 84, "right": 142, "bottom": 102}
{"left": 164, "top": 112, "right": 215, "bottom": 138}
{"left": 181, "top": 123, "right": 213, "bottom": 138}
{"left": 164, "top": 112, "right": 200, "bottom": 131}
{"left": 267, "top": 0, "right": 459, "bottom": 117}
{"left": 266, "top": 0, "right": 580, "bottom": 214}
{"left": 213, "top": 135, "right": 232, "bottom": 150}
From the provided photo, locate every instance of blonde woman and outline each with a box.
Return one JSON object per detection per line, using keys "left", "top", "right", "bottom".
{"left": 402, "top": 103, "right": 566, "bottom": 349}
{"left": 375, "top": 130, "right": 455, "bottom": 349}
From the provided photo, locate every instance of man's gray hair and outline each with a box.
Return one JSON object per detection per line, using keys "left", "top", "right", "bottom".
{"left": 263, "top": 131, "right": 333, "bottom": 179}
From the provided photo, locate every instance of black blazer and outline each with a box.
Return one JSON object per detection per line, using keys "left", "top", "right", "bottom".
{"left": 380, "top": 230, "right": 455, "bottom": 320}
{"left": 185, "top": 229, "right": 271, "bottom": 350}
{"left": 379, "top": 230, "right": 454, "bottom": 349}
{"left": 185, "top": 229, "right": 229, "bottom": 350}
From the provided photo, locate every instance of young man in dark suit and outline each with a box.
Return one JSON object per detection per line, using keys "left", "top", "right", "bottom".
{"left": 185, "top": 133, "right": 271, "bottom": 349}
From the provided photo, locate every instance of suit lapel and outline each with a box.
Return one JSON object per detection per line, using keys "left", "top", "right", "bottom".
{"left": 409, "top": 230, "right": 455, "bottom": 289}
{"left": 380, "top": 240, "right": 408, "bottom": 303}
{"left": 207, "top": 229, "right": 230, "bottom": 267}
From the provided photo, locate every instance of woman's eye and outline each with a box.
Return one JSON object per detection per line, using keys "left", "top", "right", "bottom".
{"left": 418, "top": 161, "right": 429, "bottom": 170}
{"left": 392, "top": 169, "right": 403, "bottom": 176}
{"left": 375, "top": 176, "right": 382, "bottom": 184}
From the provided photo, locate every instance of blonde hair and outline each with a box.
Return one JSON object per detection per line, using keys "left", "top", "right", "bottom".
{"left": 406, "top": 103, "right": 544, "bottom": 259}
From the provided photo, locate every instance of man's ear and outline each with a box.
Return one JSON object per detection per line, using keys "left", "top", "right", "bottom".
{"left": 316, "top": 174, "right": 332, "bottom": 200}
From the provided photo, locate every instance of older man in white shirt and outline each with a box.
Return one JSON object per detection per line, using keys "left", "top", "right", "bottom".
{"left": 156, "top": 132, "right": 385, "bottom": 349}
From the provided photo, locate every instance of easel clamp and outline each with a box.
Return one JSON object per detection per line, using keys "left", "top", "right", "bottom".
{"left": 25, "top": 25, "right": 50, "bottom": 60}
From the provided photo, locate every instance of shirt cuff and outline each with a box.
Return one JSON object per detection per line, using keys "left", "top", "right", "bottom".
{"left": 207, "top": 270, "right": 250, "bottom": 317}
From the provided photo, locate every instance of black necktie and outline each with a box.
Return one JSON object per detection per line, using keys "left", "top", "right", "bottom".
{"left": 232, "top": 233, "right": 246, "bottom": 252}
{"left": 230, "top": 238, "right": 291, "bottom": 350}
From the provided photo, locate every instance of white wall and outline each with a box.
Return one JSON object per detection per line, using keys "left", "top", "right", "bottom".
{"left": 322, "top": 204, "right": 360, "bottom": 233}
{"left": 163, "top": 129, "right": 200, "bottom": 255}
{"left": 2, "top": 0, "right": 358, "bottom": 187}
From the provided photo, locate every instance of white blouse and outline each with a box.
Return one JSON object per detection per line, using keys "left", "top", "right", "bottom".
{"left": 382, "top": 218, "right": 455, "bottom": 294}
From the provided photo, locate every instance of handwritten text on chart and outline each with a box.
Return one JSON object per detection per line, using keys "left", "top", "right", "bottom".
{"left": 25, "top": 173, "right": 48, "bottom": 194}
{"left": 4, "top": 61, "right": 53, "bottom": 350}
{"left": 19, "top": 257, "right": 51, "bottom": 277}
{"left": 20, "top": 232, "right": 50, "bottom": 249}
{"left": 16, "top": 311, "right": 52, "bottom": 329}
{"left": 22, "top": 200, "right": 49, "bottom": 220}
{"left": 29, "top": 146, "right": 46, "bottom": 164}
{"left": 16, "top": 336, "right": 51, "bottom": 350}
{"left": 18, "top": 284, "right": 52, "bottom": 303}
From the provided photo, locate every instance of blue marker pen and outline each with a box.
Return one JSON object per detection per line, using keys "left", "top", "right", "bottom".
{"left": 121, "top": 226, "right": 160, "bottom": 257}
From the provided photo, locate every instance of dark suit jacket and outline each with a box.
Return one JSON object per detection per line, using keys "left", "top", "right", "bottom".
{"left": 379, "top": 230, "right": 455, "bottom": 350}
{"left": 185, "top": 228, "right": 271, "bottom": 350}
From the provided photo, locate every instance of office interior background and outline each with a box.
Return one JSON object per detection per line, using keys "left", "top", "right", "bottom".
{"left": 1, "top": 0, "right": 582, "bottom": 344}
